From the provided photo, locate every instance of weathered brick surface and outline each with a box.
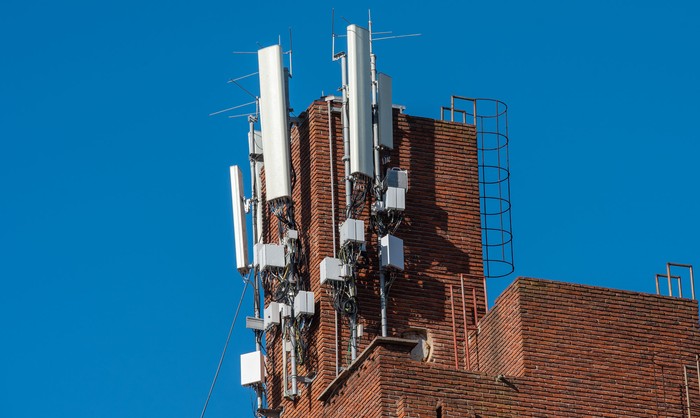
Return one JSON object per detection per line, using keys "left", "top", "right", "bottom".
{"left": 513, "top": 278, "right": 700, "bottom": 417}
{"left": 261, "top": 99, "right": 700, "bottom": 417}
{"left": 469, "top": 280, "right": 524, "bottom": 377}
{"left": 318, "top": 279, "right": 700, "bottom": 417}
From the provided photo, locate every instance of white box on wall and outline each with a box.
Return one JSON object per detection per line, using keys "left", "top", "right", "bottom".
{"left": 257, "top": 244, "right": 285, "bottom": 270}
{"left": 340, "top": 219, "right": 365, "bottom": 246}
{"left": 264, "top": 302, "right": 280, "bottom": 329}
{"left": 294, "top": 291, "right": 315, "bottom": 317}
{"left": 384, "top": 187, "right": 406, "bottom": 211}
{"left": 381, "top": 234, "right": 404, "bottom": 270}
{"left": 320, "top": 257, "right": 343, "bottom": 284}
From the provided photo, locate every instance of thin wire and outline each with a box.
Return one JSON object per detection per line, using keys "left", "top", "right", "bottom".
{"left": 228, "top": 72, "right": 259, "bottom": 82}
{"left": 199, "top": 279, "right": 250, "bottom": 418}
{"left": 229, "top": 78, "right": 257, "bottom": 99}
{"left": 372, "top": 33, "right": 421, "bottom": 41}
{"left": 209, "top": 101, "right": 256, "bottom": 117}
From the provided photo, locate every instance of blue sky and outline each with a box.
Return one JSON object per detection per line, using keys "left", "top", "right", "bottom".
{"left": 1, "top": 1, "right": 698, "bottom": 417}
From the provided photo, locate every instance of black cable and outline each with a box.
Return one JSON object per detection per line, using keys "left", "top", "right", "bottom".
{"left": 199, "top": 279, "right": 250, "bottom": 418}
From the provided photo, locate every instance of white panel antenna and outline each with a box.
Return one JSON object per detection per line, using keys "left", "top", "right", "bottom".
{"left": 378, "top": 73, "right": 393, "bottom": 149}
{"left": 347, "top": 24, "right": 374, "bottom": 178}
{"left": 258, "top": 45, "right": 292, "bottom": 201}
{"left": 240, "top": 351, "right": 265, "bottom": 386}
{"left": 229, "top": 166, "right": 249, "bottom": 272}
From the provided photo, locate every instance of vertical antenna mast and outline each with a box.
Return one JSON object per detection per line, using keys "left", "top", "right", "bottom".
{"left": 368, "top": 9, "right": 389, "bottom": 338}
{"left": 369, "top": 10, "right": 381, "bottom": 182}
{"left": 331, "top": 9, "right": 336, "bottom": 59}
{"left": 331, "top": 10, "right": 352, "bottom": 212}
{"left": 247, "top": 114, "right": 264, "bottom": 411}
{"left": 368, "top": 11, "right": 415, "bottom": 338}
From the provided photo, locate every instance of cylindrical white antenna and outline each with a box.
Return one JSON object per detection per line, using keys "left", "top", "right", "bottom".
{"left": 229, "top": 166, "right": 249, "bottom": 273}
{"left": 258, "top": 45, "right": 292, "bottom": 201}
{"left": 347, "top": 24, "right": 374, "bottom": 178}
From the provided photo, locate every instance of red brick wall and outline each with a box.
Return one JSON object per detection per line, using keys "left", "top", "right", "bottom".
{"left": 469, "top": 279, "right": 525, "bottom": 376}
{"left": 319, "top": 350, "right": 384, "bottom": 417}
{"left": 318, "top": 279, "right": 700, "bottom": 417}
{"left": 263, "top": 99, "right": 485, "bottom": 416}
{"left": 381, "top": 112, "right": 484, "bottom": 361}
{"left": 515, "top": 278, "right": 700, "bottom": 417}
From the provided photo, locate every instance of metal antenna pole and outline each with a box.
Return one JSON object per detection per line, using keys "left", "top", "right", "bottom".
{"left": 249, "top": 116, "right": 261, "bottom": 328}
{"left": 248, "top": 115, "right": 263, "bottom": 411}
{"left": 369, "top": 15, "right": 381, "bottom": 182}
{"left": 281, "top": 316, "right": 288, "bottom": 397}
{"left": 331, "top": 9, "right": 337, "bottom": 60}
{"left": 326, "top": 97, "right": 341, "bottom": 375}
{"left": 350, "top": 315, "right": 357, "bottom": 360}
{"left": 369, "top": 14, "right": 389, "bottom": 338}
{"left": 340, "top": 54, "right": 352, "bottom": 211}
{"left": 289, "top": 320, "right": 298, "bottom": 397}
{"left": 339, "top": 52, "right": 358, "bottom": 361}
{"left": 253, "top": 102, "right": 264, "bottom": 246}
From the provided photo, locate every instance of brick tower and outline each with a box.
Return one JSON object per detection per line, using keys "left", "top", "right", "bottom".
{"left": 251, "top": 98, "right": 700, "bottom": 417}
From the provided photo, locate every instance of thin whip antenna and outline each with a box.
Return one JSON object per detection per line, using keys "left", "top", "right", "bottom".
{"left": 373, "top": 33, "right": 422, "bottom": 41}
{"left": 229, "top": 78, "right": 257, "bottom": 99}
{"left": 331, "top": 9, "right": 336, "bottom": 59}
{"left": 209, "top": 100, "right": 256, "bottom": 117}
{"left": 369, "top": 9, "right": 373, "bottom": 52}
{"left": 288, "top": 27, "right": 293, "bottom": 77}
{"left": 367, "top": 9, "right": 421, "bottom": 45}
{"left": 232, "top": 51, "right": 257, "bottom": 55}
{"left": 331, "top": 9, "right": 347, "bottom": 60}
{"left": 228, "top": 72, "right": 259, "bottom": 82}
{"left": 199, "top": 279, "right": 250, "bottom": 418}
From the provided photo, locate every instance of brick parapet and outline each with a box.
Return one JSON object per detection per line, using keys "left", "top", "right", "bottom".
{"left": 317, "top": 278, "right": 700, "bottom": 417}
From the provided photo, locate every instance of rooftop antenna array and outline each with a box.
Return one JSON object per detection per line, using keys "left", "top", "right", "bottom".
{"left": 204, "top": 43, "right": 268, "bottom": 417}
{"left": 218, "top": 12, "right": 433, "bottom": 413}
{"left": 211, "top": 12, "right": 519, "bottom": 416}
{"left": 321, "top": 11, "right": 418, "bottom": 369}
{"left": 255, "top": 43, "right": 314, "bottom": 403}
{"left": 212, "top": 33, "right": 314, "bottom": 415}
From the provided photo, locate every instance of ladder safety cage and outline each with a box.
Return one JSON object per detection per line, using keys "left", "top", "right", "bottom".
{"left": 441, "top": 96, "right": 514, "bottom": 279}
